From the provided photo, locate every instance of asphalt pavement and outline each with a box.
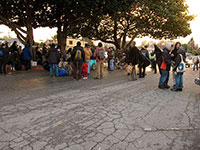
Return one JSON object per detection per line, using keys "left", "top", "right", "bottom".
{"left": 0, "top": 68, "right": 200, "bottom": 150}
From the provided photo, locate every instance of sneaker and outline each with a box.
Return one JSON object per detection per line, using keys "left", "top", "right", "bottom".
{"left": 94, "top": 77, "right": 100, "bottom": 79}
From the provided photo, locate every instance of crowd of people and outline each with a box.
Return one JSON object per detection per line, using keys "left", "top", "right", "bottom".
{"left": 0, "top": 41, "right": 32, "bottom": 75}
{"left": 0, "top": 40, "right": 199, "bottom": 92}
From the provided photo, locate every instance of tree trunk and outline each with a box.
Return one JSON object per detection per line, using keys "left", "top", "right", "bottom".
{"left": 57, "top": 26, "right": 67, "bottom": 58}
{"left": 26, "top": 24, "right": 34, "bottom": 48}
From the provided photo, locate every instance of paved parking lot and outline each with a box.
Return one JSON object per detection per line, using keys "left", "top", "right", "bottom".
{"left": 0, "top": 69, "right": 199, "bottom": 150}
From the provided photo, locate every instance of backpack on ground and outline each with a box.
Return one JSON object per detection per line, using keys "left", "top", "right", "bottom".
{"left": 98, "top": 49, "right": 105, "bottom": 60}
{"left": 177, "top": 54, "right": 186, "bottom": 73}
{"left": 75, "top": 49, "right": 82, "bottom": 61}
{"left": 0, "top": 49, "right": 4, "bottom": 56}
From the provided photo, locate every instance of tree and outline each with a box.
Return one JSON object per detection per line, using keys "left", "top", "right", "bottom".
{"left": 37, "top": 0, "right": 91, "bottom": 56}
{"left": 0, "top": 0, "right": 44, "bottom": 48}
{"left": 81, "top": 0, "right": 194, "bottom": 53}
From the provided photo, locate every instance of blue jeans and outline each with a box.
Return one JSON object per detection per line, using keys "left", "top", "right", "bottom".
{"left": 50, "top": 64, "right": 59, "bottom": 77}
{"left": 173, "top": 73, "right": 183, "bottom": 90}
{"left": 86, "top": 60, "right": 90, "bottom": 74}
{"left": 193, "top": 64, "right": 198, "bottom": 70}
{"left": 109, "top": 59, "right": 114, "bottom": 71}
{"left": 159, "top": 69, "right": 169, "bottom": 86}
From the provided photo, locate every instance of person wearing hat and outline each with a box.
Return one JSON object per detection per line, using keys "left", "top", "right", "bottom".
{"left": 158, "top": 42, "right": 172, "bottom": 89}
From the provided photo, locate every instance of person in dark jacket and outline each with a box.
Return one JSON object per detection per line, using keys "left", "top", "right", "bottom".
{"left": 47, "top": 44, "right": 60, "bottom": 77}
{"left": 125, "top": 41, "right": 140, "bottom": 80}
{"left": 158, "top": 43, "right": 172, "bottom": 89}
{"left": 139, "top": 45, "right": 150, "bottom": 78}
{"left": 23, "top": 43, "right": 32, "bottom": 71}
{"left": 0, "top": 44, "right": 8, "bottom": 75}
{"left": 71, "top": 42, "right": 85, "bottom": 80}
{"left": 171, "top": 47, "right": 185, "bottom": 91}
{"left": 8, "top": 41, "right": 18, "bottom": 71}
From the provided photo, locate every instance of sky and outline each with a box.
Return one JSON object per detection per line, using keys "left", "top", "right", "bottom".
{"left": 0, "top": 0, "right": 199, "bottom": 46}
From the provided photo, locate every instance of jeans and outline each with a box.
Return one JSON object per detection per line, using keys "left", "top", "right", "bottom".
{"left": 173, "top": 73, "right": 183, "bottom": 90}
{"left": 109, "top": 59, "right": 114, "bottom": 71}
{"left": 86, "top": 60, "right": 90, "bottom": 74}
{"left": 50, "top": 64, "right": 59, "bottom": 77}
{"left": 193, "top": 64, "right": 198, "bottom": 71}
{"left": 159, "top": 69, "right": 169, "bottom": 86}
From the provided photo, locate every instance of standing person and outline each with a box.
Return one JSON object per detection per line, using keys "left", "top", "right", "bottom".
{"left": 158, "top": 43, "right": 172, "bottom": 89}
{"left": 71, "top": 42, "right": 85, "bottom": 80}
{"left": 139, "top": 45, "right": 150, "bottom": 78}
{"left": 94, "top": 42, "right": 106, "bottom": 79}
{"left": 192, "top": 54, "right": 199, "bottom": 71}
{"left": 47, "top": 44, "right": 60, "bottom": 77}
{"left": 0, "top": 44, "right": 8, "bottom": 75}
{"left": 171, "top": 42, "right": 182, "bottom": 85}
{"left": 23, "top": 43, "right": 32, "bottom": 71}
{"left": 171, "top": 48, "right": 186, "bottom": 91}
{"left": 8, "top": 41, "right": 18, "bottom": 71}
{"left": 84, "top": 44, "right": 92, "bottom": 74}
{"left": 149, "top": 51, "right": 157, "bottom": 74}
{"left": 108, "top": 47, "right": 115, "bottom": 71}
{"left": 125, "top": 41, "right": 139, "bottom": 81}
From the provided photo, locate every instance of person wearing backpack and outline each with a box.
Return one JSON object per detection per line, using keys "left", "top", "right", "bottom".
{"left": 171, "top": 49, "right": 186, "bottom": 91}
{"left": 192, "top": 54, "right": 199, "bottom": 71}
{"left": 94, "top": 42, "right": 106, "bottom": 79}
{"left": 108, "top": 47, "right": 115, "bottom": 71}
{"left": 47, "top": 43, "right": 60, "bottom": 77}
{"left": 71, "top": 42, "right": 85, "bottom": 80}
{"left": 0, "top": 43, "right": 8, "bottom": 75}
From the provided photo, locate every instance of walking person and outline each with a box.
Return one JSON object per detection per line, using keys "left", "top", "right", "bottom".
{"left": 139, "top": 45, "right": 150, "bottom": 78}
{"left": 0, "top": 44, "right": 8, "bottom": 75}
{"left": 125, "top": 41, "right": 139, "bottom": 81}
{"left": 23, "top": 43, "right": 32, "bottom": 71}
{"left": 47, "top": 44, "right": 60, "bottom": 77}
{"left": 108, "top": 47, "right": 115, "bottom": 71}
{"left": 71, "top": 42, "right": 85, "bottom": 80}
{"left": 192, "top": 54, "right": 199, "bottom": 71}
{"left": 158, "top": 43, "right": 172, "bottom": 89}
{"left": 84, "top": 44, "right": 92, "bottom": 75}
{"left": 171, "top": 48, "right": 186, "bottom": 91}
{"left": 94, "top": 42, "right": 106, "bottom": 79}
